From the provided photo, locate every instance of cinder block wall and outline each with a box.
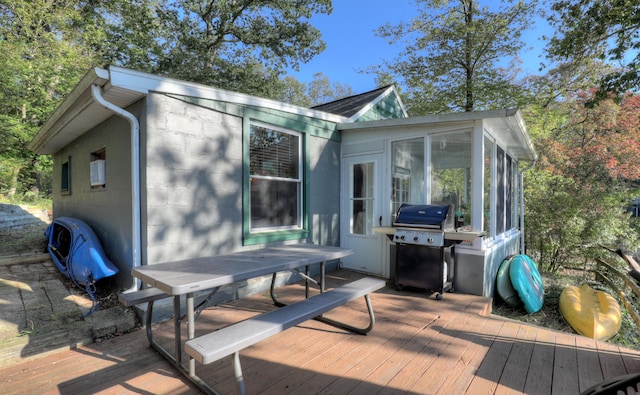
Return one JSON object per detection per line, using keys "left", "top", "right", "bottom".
{"left": 144, "top": 94, "right": 244, "bottom": 264}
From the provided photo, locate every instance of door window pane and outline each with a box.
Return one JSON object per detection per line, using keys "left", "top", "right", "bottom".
{"left": 351, "top": 162, "right": 374, "bottom": 235}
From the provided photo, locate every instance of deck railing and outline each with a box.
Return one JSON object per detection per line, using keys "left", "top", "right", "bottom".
{"left": 595, "top": 258, "right": 640, "bottom": 331}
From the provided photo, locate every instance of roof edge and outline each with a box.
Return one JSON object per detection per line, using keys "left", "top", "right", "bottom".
{"left": 29, "top": 67, "right": 110, "bottom": 153}
{"left": 338, "top": 109, "right": 522, "bottom": 130}
{"left": 107, "top": 66, "right": 350, "bottom": 124}
{"left": 347, "top": 85, "right": 408, "bottom": 121}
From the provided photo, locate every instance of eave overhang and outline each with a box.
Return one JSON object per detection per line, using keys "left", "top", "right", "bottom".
{"left": 29, "top": 66, "right": 350, "bottom": 155}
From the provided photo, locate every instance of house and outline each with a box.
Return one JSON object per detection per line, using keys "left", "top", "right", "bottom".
{"left": 29, "top": 66, "right": 536, "bottom": 302}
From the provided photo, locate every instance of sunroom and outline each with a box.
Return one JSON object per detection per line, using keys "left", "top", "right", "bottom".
{"left": 337, "top": 110, "right": 537, "bottom": 298}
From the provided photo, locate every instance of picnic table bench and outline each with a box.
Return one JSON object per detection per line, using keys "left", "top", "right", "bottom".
{"left": 186, "top": 277, "right": 385, "bottom": 394}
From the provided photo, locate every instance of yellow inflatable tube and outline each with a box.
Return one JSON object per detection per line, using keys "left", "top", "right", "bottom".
{"left": 559, "top": 284, "right": 622, "bottom": 341}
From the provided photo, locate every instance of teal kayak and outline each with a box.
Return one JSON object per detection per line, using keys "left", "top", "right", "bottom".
{"left": 496, "top": 255, "right": 521, "bottom": 307}
{"left": 509, "top": 254, "right": 544, "bottom": 313}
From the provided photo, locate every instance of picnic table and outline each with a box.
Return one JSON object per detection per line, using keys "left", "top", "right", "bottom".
{"left": 123, "top": 244, "right": 385, "bottom": 394}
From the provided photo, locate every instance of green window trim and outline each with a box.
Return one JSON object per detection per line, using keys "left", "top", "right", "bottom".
{"left": 61, "top": 156, "right": 71, "bottom": 195}
{"left": 242, "top": 110, "right": 310, "bottom": 246}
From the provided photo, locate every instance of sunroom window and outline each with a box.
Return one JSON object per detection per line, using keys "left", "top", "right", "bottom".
{"left": 430, "top": 132, "right": 472, "bottom": 228}
{"left": 249, "top": 122, "right": 302, "bottom": 231}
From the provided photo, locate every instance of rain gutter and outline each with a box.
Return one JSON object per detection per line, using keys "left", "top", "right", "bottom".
{"left": 90, "top": 84, "right": 141, "bottom": 292}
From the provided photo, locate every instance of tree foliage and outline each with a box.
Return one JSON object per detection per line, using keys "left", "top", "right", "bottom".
{"left": 277, "top": 72, "right": 354, "bottom": 107}
{"left": 0, "top": 0, "right": 98, "bottom": 197}
{"left": 87, "top": 0, "right": 332, "bottom": 98}
{"left": 546, "top": 0, "right": 640, "bottom": 104}
{"left": 0, "top": 0, "right": 335, "bottom": 197}
{"left": 374, "top": 0, "right": 538, "bottom": 114}
{"left": 524, "top": 91, "right": 640, "bottom": 272}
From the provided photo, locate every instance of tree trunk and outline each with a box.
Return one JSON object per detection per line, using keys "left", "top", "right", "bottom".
{"left": 464, "top": 0, "right": 474, "bottom": 112}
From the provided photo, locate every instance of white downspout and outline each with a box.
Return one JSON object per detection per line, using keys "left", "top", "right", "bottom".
{"left": 91, "top": 84, "right": 141, "bottom": 292}
{"left": 520, "top": 159, "right": 537, "bottom": 254}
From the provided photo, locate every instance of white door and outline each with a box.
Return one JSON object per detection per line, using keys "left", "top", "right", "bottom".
{"left": 340, "top": 154, "right": 385, "bottom": 276}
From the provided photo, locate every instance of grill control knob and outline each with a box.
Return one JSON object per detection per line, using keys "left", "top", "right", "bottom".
{"left": 413, "top": 236, "right": 419, "bottom": 242}
{"left": 400, "top": 235, "right": 405, "bottom": 240}
{"left": 427, "top": 237, "right": 434, "bottom": 243}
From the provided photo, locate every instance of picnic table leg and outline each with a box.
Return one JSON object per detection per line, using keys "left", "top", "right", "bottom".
{"left": 305, "top": 264, "right": 310, "bottom": 298}
{"left": 269, "top": 262, "right": 324, "bottom": 306}
{"left": 320, "top": 261, "right": 325, "bottom": 292}
{"left": 174, "top": 295, "right": 182, "bottom": 365}
{"left": 233, "top": 352, "right": 247, "bottom": 395}
{"left": 145, "top": 293, "right": 220, "bottom": 394}
{"left": 314, "top": 293, "right": 377, "bottom": 335}
{"left": 187, "top": 292, "right": 196, "bottom": 375}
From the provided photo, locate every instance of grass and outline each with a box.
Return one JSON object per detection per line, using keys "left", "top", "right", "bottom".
{"left": 0, "top": 197, "right": 51, "bottom": 256}
{"left": 0, "top": 223, "right": 49, "bottom": 255}
{"left": 492, "top": 270, "right": 640, "bottom": 351}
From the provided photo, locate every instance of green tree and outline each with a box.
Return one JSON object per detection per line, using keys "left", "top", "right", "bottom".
{"left": 276, "top": 72, "right": 354, "bottom": 108}
{"left": 524, "top": 91, "right": 640, "bottom": 272}
{"left": 374, "top": 0, "right": 538, "bottom": 114}
{"left": 546, "top": 0, "right": 640, "bottom": 104}
{"left": 277, "top": 76, "right": 311, "bottom": 107}
{"left": 306, "top": 72, "right": 354, "bottom": 106}
{"left": 90, "top": 0, "right": 333, "bottom": 98}
{"left": 0, "top": 0, "right": 98, "bottom": 198}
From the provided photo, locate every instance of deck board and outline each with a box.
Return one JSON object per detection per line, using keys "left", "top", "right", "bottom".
{"left": 524, "top": 323, "right": 556, "bottom": 395}
{"left": 575, "top": 335, "right": 605, "bottom": 391}
{"left": 551, "top": 331, "right": 580, "bottom": 394}
{"left": 494, "top": 322, "right": 537, "bottom": 394}
{"left": 1, "top": 270, "right": 640, "bottom": 395}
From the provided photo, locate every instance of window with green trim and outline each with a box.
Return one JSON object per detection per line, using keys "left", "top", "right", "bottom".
{"left": 61, "top": 156, "right": 71, "bottom": 195}
{"left": 249, "top": 122, "right": 302, "bottom": 231}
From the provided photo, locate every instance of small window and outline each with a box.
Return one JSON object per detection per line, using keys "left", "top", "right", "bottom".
{"left": 61, "top": 156, "right": 71, "bottom": 194}
{"left": 90, "top": 148, "right": 106, "bottom": 189}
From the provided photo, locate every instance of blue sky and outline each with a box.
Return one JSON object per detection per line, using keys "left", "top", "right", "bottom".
{"left": 287, "top": 1, "right": 552, "bottom": 94}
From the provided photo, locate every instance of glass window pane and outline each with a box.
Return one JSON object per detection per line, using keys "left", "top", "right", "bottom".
{"left": 351, "top": 162, "right": 374, "bottom": 235}
{"left": 430, "top": 132, "right": 472, "bottom": 228}
{"left": 250, "top": 125, "right": 299, "bottom": 179}
{"left": 484, "top": 136, "right": 493, "bottom": 235}
{"left": 249, "top": 123, "right": 301, "bottom": 231}
{"left": 250, "top": 179, "right": 299, "bottom": 228}
{"left": 496, "top": 146, "right": 505, "bottom": 234}
{"left": 506, "top": 154, "right": 513, "bottom": 230}
{"left": 391, "top": 138, "right": 424, "bottom": 219}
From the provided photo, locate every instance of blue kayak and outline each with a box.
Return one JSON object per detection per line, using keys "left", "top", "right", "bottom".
{"left": 509, "top": 254, "right": 544, "bottom": 313}
{"left": 46, "top": 217, "right": 118, "bottom": 287}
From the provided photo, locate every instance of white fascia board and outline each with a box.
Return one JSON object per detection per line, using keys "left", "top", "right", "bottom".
{"left": 347, "top": 85, "right": 393, "bottom": 121}
{"left": 28, "top": 67, "right": 110, "bottom": 153}
{"left": 339, "top": 109, "right": 519, "bottom": 131}
{"left": 505, "top": 110, "right": 537, "bottom": 161}
{"left": 346, "top": 85, "right": 409, "bottom": 122}
{"left": 339, "top": 108, "right": 537, "bottom": 161}
{"left": 107, "top": 66, "right": 350, "bottom": 124}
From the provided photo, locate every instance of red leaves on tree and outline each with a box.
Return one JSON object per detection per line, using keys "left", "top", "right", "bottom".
{"left": 544, "top": 91, "right": 640, "bottom": 188}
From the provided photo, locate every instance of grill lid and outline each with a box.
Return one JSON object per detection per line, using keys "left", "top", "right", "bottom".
{"left": 393, "top": 204, "right": 455, "bottom": 230}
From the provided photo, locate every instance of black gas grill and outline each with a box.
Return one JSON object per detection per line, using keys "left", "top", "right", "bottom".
{"left": 393, "top": 204, "right": 456, "bottom": 299}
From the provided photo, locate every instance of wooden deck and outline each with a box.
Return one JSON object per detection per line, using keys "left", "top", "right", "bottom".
{"left": 2, "top": 270, "right": 640, "bottom": 394}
